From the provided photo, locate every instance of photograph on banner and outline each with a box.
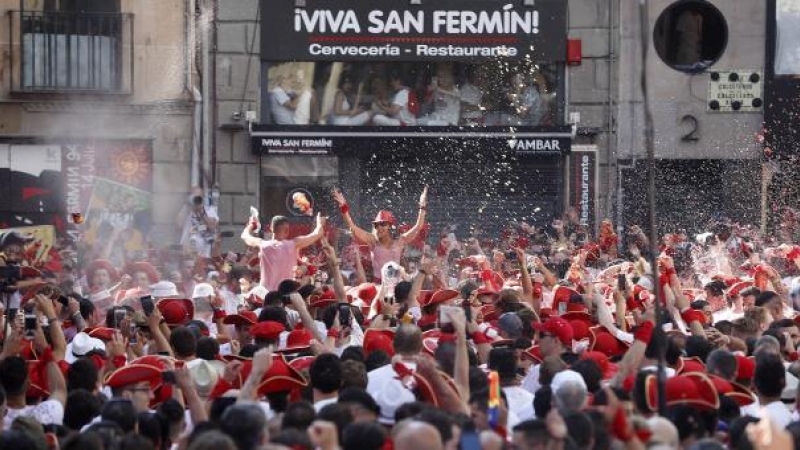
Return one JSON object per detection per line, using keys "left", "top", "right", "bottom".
{"left": 82, "top": 178, "right": 152, "bottom": 265}
{"left": 0, "top": 225, "right": 56, "bottom": 268}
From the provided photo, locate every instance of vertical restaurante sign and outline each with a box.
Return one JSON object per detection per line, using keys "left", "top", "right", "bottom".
{"left": 261, "top": 0, "right": 567, "bottom": 62}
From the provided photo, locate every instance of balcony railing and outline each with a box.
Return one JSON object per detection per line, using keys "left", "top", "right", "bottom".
{"left": 8, "top": 10, "right": 134, "bottom": 94}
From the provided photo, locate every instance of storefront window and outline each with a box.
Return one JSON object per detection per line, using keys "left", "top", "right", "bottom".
{"left": 266, "top": 61, "right": 563, "bottom": 127}
{"left": 775, "top": 0, "right": 800, "bottom": 75}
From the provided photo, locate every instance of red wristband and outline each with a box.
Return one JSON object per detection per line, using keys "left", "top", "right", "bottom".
{"left": 681, "top": 308, "right": 706, "bottom": 326}
{"left": 788, "top": 246, "right": 800, "bottom": 261}
{"left": 112, "top": 355, "right": 127, "bottom": 369}
{"left": 340, "top": 203, "right": 350, "bottom": 215}
{"left": 327, "top": 328, "right": 340, "bottom": 339}
{"left": 213, "top": 309, "right": 227, "bottom": 320}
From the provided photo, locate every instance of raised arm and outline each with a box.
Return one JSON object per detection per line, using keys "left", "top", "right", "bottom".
{"left": 294, "top": 213, "right": 327, "bottom": 250}
{"left": 321, "top": 239, "right": 347, "bottom": 302}
{"left": 241, "top": 221, "right": 265, "bottom": 248}
{"left": 333, "top": 189, "right": 375, "bottom": 246}
{"left": 400, "top": 186, "right": 428, "bottom": 242}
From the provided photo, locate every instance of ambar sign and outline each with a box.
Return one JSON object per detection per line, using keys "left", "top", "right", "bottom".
{"left": 261, "top": 0, "right": 567, "bottom": 62}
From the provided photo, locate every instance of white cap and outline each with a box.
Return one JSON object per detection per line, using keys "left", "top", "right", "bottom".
{"left": 150, "top": 281, "right": 178, "bottom": 298}
{"left": 192, "top": 283, "right": 215, "bottom": 299}
{"left": 186, "top": 359, "right": 220, "bottom": 396}
{"left": 66, "top": 332, "right": 106, "bottom": 363}
{"left": 246, "top": 285, "right": 268, "bottom": 301}
{"left": 551, "top": 369, "right": 587, "bottom": 393}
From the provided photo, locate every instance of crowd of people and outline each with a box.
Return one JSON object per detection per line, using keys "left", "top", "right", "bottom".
{"left": 268, "top": 62, "right": 557, "bottom": 127}
{"left": 2, "top": 187, "right": 800, "bottom": 450}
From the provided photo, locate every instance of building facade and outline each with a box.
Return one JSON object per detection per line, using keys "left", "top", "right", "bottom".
{"left": 0, "top": 0, "right": 204, "bottom": 260}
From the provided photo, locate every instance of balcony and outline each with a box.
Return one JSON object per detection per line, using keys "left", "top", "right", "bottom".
{"left": 7, "top": 10, "right": 134, "bottom": 95}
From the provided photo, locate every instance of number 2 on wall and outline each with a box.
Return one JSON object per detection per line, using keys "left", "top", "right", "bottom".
{"left": 681, "top": 115, "right": 700, "bottom": 142}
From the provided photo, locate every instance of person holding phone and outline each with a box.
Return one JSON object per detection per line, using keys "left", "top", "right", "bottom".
{"left": 333, "top": 186, "right": 428, "bottom": 282}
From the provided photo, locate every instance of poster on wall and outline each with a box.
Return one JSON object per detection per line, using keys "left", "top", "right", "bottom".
{"left": 0, "top": 142, "right": 152, "bottom": 267}
{"left": 569, "top": 145, "right": 597, "bottom": 233}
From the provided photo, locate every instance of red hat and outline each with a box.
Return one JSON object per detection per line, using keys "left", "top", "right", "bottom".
{"left": 727, "top": 280, "right": 754, "bottom": 299}
{"left": 157, "top": 298, "right": 194, "bottom": 326}
{"left": 588, "top": 326, "right": 629, "bottom": 358}
{"left": 250, "top": 321, "right": 286, "bottom": 341}
{"left": 364, "top": 329, "right": 395, "bottom": 357}
{"left": 127, "top": 261, "right": 160, "bottom": 284}
{"left": 523, "top": 345, "right": 543, "bottom": 364}
{"left": 627, "top": 285, "right": 651, "bottom": 312}
{"left": 223, "top": 310, "right": 258, "bottom": 327}
{"left": 249, "top": 354, "right": 307, "bottom": 395}
{"left": 372, "top": 210, "right": 397, "bottom": 226}
{"left": 21, "top": 282, "right": 51, "bottom": 306}
{"left": 645, "top": 372, "right": 719, "bottom": 412}
{"left": 735, "top": 354, "right": 755, "bottom": 382}
{"left": 552, "top": 286, "right": 582, "bottom": 314}
{"left": 288, "top": 355, "right": 316, "bottom": 372}
{"left": 580, "top": 351, "right": 618, "bottom": 380}
{"left": 279, "top": 328, "right": 314, "bottom": 353}
{"left": 417, "top": 290, "right": 433, "bottom": 306}
{"left": 86, "top": 327, "right": 117, "bottom": 342}
{"left": 708, "top": 374, "right": 756, "bottom": 407}
{"left": 86, "top": 259, "right": 120, "bottom": 285}
{"left": 417, "top": 314, "right": 437, "bottom": 330}
{"left": 131, "top": 355, "right": 176, "bottom": 407}
{"left": 309, "top": 288, "right": 337, "bottom": 309}
{"left": 569, "top": 320, "right": 591, "bottom": 342}
{"left": 104, "top": 363, "right": 162, "bottom": 389}
{"left": 480, "top": 305, "right": 500, "bottom": 322}
{"left": 675, "top": 356, "right": 706, "bottom": 375}
{"left": 422, "top": 289, "right": 459, "bottom": 307}
{"left": 534, "top": 317, "right": 574, "bottom": 346}
{"left": 561, "top": 302, "right": 592, "bottom": 322}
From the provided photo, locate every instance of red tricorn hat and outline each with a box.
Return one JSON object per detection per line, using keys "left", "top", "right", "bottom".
{"left": 708, "top": 374, "right": 756, "bottom": 407}
{"left": 588, "top": 326, "right": 629, "bottom": 358}
{"left": 561, "top": 302, "right": 592, "bottom": 322}
{"left": 579, "top": 351, "right": 618, "bottom": 380}
{"left": 223, "top": 310, "right": 258, "bottom": 327}
{"left": 126, "top": 261, "right": 160, "bottom": 284}
{"left": 253, "top": 354, "right": 308, "bottom": 397}
{"left": 422, "top": 289, "right": 459, "bottom": 307}
{"left": 675, "top": 356, "right": 706, "bottom": 375}
{"left": 552, "top": 286, "right": 582, "bottom": 314}
{"left": 645, "top": 372, "right": 719, "bottom": 412}
{"left": 727, "top": 280, "right": 754, "bottom": 299}
{"left": 417, "top": 290, "right": 433, "bottom": 306}
{"left": 480, "top": 305, "right": 500, "bottom": 322}
{"left": 363, "top": 328, "right": 395, "bottom": 357}
{"left": 356, "top": 283, "right": 379, "bottom": 304}
{"left": 735, "top": 354, "right": 755, "bottom": 382}
{"left": 288, "top": 355, "right": 316, "bottom": 373}
{"left": 309, "top": 287, "right": 337, "bottom": 309}
{"left": 250, "top": 321, "right": 286, "bottom": 341}
{"left": 278, "top": 328, "right": 314, "bottom": 353}
{"left": 372, "top": 210, "right": 397, "bottom": 226}
{"left": 104, "top": 363, "right": 162, "bottom": 389}
{"left": 569, "top": 320, "right": 591, "bottom": 341}
{"left": 157, "top": 298, "right": 194, "bottom": 326}
{"left": 522, "top": 345, "right": 543, "bottom": 364}
{"left": 86, "top": 327, "right": 117, "bottom": 342}
{"left": 86, "top": 259, "right": 120, "bottom": 285}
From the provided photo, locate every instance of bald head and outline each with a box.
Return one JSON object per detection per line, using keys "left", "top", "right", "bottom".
{"left": 394, "top": 421, "right": 443, "bottom": 450}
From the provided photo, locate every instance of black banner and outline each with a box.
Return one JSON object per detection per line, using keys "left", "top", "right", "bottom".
{"left": 569, "top": 145, "right": 597, "bottom": 232}
{"left": 250, "top": 125, "right": 572, "bottom": 157}
{"left": 260, "top": 0, "right": 567, "bottom": 62}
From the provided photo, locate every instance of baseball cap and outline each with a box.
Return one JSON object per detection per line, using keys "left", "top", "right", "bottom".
{"left": 498, "top": 313, "right": 523, "bottom": 339}
{"left": 533, "top": 317, "right": 574, "bottom": 346}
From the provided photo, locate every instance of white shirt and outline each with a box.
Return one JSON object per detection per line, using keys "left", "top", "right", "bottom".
{"left": 4, "top": 400, "right": 64, "bottom": 429}
{"left": 763, "top": 400, "right": 794, "bottom": 429}
{"left": 428, "top": 86, "right": 461, "bottom": 125}
{"left": 503, "top": 386, "right": 535, "bottom": 422}
{"left": 314, "top": 397, "right": 338, "bottom": 413}
{"left": 392, "top": 88, "right": 416, "bottom": 125}
{"left": 270, "top": 87, "right": 296, "bottom": 124}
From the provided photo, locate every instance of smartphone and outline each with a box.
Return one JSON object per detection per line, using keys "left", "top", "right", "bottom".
{"left": 617, "top": 273, "right": 626, "bottom": 292}
{"left": 129, "top": 323, "right": 138, "bottom": 344}
{"left": 162, "top": 370, "right": 176, "bottom": 384}
{"left": 462, "top": 299, "right": 472, "bottom": 323}
{"left": 24, "top": 313, "right": 37, "bottom": 339}
{"left": 114, "top": 309, "right": 126, "bottom": 329}
{"left": 459, "top": 425, "right": 481, "bottom": 450}
{"left": 338, "top": 304, "right": 351, "bottom": 326}
{"left": 439, "top": 305, "right": 458, "bottom": 333}
{"left": 140, "top": 295, "right": 155, "bottom": 317}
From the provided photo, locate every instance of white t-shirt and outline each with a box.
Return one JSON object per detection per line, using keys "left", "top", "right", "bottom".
{"left": 181, "top": 205, "right": 219, "bottom": 258}
{"left": 429, "top": 86, "right": 461, "bottom": 125}
{"left": 4, "top": 400, "right": 64, "bottom": 429}
{"left": 392, "top": 88, "right": 416, "bottom": 125}
{"left": 270, "top": 87, "right": 296, "bottom": 124}
{"left": 503, "top": 386, "right": 535, "bottom": 422}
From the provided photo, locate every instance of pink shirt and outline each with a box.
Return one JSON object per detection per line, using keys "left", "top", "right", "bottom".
{"left": 371, "top": 240, "right": 404, "bottom": 280}
{"left": 259, "top": 239, "right": 297, "bottom": 291}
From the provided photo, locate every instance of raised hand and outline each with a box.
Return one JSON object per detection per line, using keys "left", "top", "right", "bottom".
{"left": 332, "top": 189, "right": 347, "bottom": 207}
{"left": 419, "top": 185, "right": 429, "bottom": 208}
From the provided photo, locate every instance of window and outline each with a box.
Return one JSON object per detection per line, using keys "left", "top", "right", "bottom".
{"left": 266, "top": 61, "right": 563, "bottom": 127}
{"left": 17, "top": 0, "right": 127, "bottom": 92}
{"left": 775, "top": 0, "right": 800, "bottom": 75}
{"left": 653, "top": 0, "right": 728, "bottom": 73}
